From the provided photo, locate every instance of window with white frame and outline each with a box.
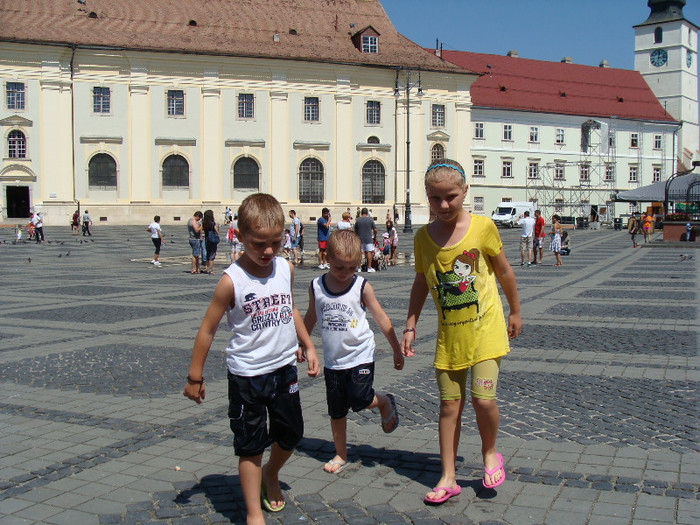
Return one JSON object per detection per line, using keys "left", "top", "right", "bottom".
{"left": 474, "top": 122, "right": 484, "bottom": 139}
{"left": 238, "top": 93, "right": 254, "bottom": 119}
{"left": 580, "top": 163, "right": 590, "bottom": 181}
{"left": 431, "top": 143, "right": 445, "bottom": 160}
{"left": 167, "top": 90, "right": 185, "bottom": 116}
{"left": 555, "top": 199, "right": 564, "bottom": 213}
{"left": 630, "top": 133, "right": 639, "bottom": 148}
{"left": 555, "top": 128, "right": 565, "bottom": 144}
{"left": 605, "top": 164, "right": 615, "bottom": 182}
{"left": 361, "top": 35, "right": 378, "bottom": 53}
{"left": 528, "top": 162, "right": 539, "bottom": 179}
{"left": 529, "top": 126, "right": 539, "bottom": 143}
{"left": 6, "top": 82, "right": 25, "bottom": 110}
{"left": 431, "top": 104, "right": 445, "bottom": 127}
{"left": 502, "top": 160, "right": 513, "bottom": 178}
{"left": 609, "top": 132, "right": 616, "bottom": 148}
{"left": 629, "top": 165, "right": 638, "bottom": 182}
{"left": 473, "top": 159, "right": 484, "bottom": 177}
{"left": 503, "top": 124, "right": 512, "bottom": 141}
{"left": 653, "top": 166, "right": 661, "bottom": 182}
{"left": 366, "top": 100, "right": 380, "bottom": 125}
{"left": 93, "top": 87, "right": 110, "bottom": 114}
{"left": 8, "top": 130, "right": 26, "bottom": 158}
{"left": 554, "top": 164, "right": 565, "bottom": 180}
{"left": 304, "top": 96, "right": 320, "bottom": 122}
{"left": 473, "top": 196, "right": 485, "bottom": 213}
{"left": 629, "top": 202, "right": 637, "bottom": 214}
{"left": 653, "top": 134, "right": 662, "bottom": 150}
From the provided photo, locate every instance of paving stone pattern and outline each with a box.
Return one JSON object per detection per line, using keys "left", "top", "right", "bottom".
{"left": 0, "top": 224, "right": 698, "bottom": 524}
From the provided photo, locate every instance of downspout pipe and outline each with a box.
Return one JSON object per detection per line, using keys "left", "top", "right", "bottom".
{"left": 70, "top": 44, "right": 79, "bottom": 216}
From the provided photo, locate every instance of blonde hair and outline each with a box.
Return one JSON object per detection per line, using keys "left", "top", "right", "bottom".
{"left": 425, "top": 158, "right": 467, "bottom": 190}
{"left": 341, "top": 211, "right": 351, "bottom": 221}
{"left": 327, "top": 230, "right": 361, "bottom": 264}
{"left": 237, "top": 193, "right": 285, "bottom": 234}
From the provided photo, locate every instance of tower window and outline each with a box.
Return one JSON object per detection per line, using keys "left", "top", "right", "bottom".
{"left": 654, "top": 27, "right": 663, "bottom": 44}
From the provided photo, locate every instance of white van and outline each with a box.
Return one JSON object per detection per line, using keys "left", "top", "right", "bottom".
{"left": 491, "top": 201, "right": 535, "bottom": 228}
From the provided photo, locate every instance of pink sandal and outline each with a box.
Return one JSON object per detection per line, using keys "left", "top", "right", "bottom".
{"left": 483, "top": 453, "right": 506, "bottom": 489}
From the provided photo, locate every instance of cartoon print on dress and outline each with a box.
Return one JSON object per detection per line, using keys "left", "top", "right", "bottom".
{"left": 433, "top": 249, "right": 480, "bottom": 319}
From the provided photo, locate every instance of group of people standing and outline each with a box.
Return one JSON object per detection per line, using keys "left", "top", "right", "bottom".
{"left": 627, "top": 212, "right": 654, "bottom": 247}
{"left": 185, "top": 209, "right": 221, "bottom": 274}
{"left": 517, "top": 209, "right": 567, "bottom": 266}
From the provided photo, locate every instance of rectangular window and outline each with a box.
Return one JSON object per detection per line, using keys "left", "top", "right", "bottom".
{"left": 654, "top": 134, "right": 662, "bottom": 150}
{"left": 167, "top": 90, "right": 185, "bottom": 116}
{"left": 361, "top": 35, "right": 378, "bottom": 53}
{"left": 502, "top": 160, "right": 513, "bottom": 178}
{"left": 653, "top": 166, "right": 661, "bottom": 182}
{"left": 630, "top": 133, "right": 639, "bottom": 148}
{"left": 555, "top": 165, "right": 565, "bottom": 180}
{"left": 555, "top": 128, "right": 565, "bottom": 144}
{"left": 92, "top": 87, "right": 110, "bottom": 114}
{"left": 6, "top": 82, "right": 25, "bottom": 110}
{"left": 238, "top": 93, "right": 254, "bottom": 119}
{"left": 580, "top": 164, "right": 590, "bottom": 181}
{"left": 304, "top": 96, "right": 320, "bottom": 122}
{"left": 473, "top": 159, "right": 484, "bottom": 177}
{"left": 555, "top": 199, "right": 564, "bottom": 213}
{"left": 503, "top": 124, "right": 512, "bottom": 141}
{"left": 474, "top": 122, "right": 484, "bottom": 139}
{"left": 629, "top": 165, "right": 638, "bottom": 182}
{"left": 609, "top": 132, "right": 616, "bottom": 148}
{"left": 473, "top": 196, "right": 485, "bottom": 213}
{"left": 528, "top": 162, "right": 539, "bottom": 179}
{"left": 431, "top": 104, "right": 445, "bottom": 127}
{"left": 605, "top": 164, "right": 615, "bottom": 182}
{"left": 529, "top": 126, "right": 539, "bottom": 143}
{"left": 366, "top": 100, "right": 381, "bottom": 125}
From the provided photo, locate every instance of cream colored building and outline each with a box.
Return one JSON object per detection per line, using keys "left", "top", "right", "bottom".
{"left": 0, "top": 0, "right": 475, "bottom": 226}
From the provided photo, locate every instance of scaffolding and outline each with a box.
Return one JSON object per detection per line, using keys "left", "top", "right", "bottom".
{"left": 526, "top": 119, "right": 617, "bottom": 223}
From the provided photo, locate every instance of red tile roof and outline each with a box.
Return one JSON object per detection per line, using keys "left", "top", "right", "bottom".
{"left": 0, "top": 0, "right": 463, "bottom": 73}
{"left": 435, "top": 49, "right": 677, "bottom": 123}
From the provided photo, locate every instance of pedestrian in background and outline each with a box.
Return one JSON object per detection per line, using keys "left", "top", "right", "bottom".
{"left": 147, "top": 215, "right": 165, "bottom": 267}
{"left": 187, "top": 211, "right": 203, "bottom": 274}
{"left": 202, "top": 209, "right": 219, "bottom": 275}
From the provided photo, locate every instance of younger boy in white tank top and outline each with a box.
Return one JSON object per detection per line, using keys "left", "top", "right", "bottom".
{"left": 303, "top": 229, "right": 408, "bottom": 474}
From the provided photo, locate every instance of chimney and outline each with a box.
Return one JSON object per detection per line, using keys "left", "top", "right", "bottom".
{"left": 506, "top": 50, "right": 518, "bottom": 58}
{"left": 599, "top": 60, "right": 610, "bottom": 68}
{"left": 561, "top": 56, "right": 572, "bottom": 64}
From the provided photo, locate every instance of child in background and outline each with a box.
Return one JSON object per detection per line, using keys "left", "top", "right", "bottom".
{"left": 304, "top": 230, "right": 406, "bottom": 474}
{"left": 401, "top": 159, "right": 521, "bottom": 504}
{"left": 147, "top": 215, "right": 165, "bottom": 267}
{"left": 183, "top": 193, "right": 319, "bottom": 524}
{"left": 15, "top": 225, "right": 22, "bottom": 242}
{"left": 283, "top": 228, "right": 292, "bottom": 259}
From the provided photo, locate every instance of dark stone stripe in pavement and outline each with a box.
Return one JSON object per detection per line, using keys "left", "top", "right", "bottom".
{"left": 512, "top": 355, "right": 697, "bottom": 370}
{"left": 512, "top": 327, "right": 697, "bottom": 356}
{"left": 544, "top": 302, "right": 695, "bottom": 320}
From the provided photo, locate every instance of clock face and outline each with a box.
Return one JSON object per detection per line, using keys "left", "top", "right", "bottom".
{"left": 687, "top": 50, "right": 693, "bottom": 68}
{"left": 651, "top": 49, "right": 668, "bottom": 67}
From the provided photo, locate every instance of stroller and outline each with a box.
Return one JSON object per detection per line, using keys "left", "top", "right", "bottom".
{"left": 371, "top": 234, "right": 390, "bottom": 271}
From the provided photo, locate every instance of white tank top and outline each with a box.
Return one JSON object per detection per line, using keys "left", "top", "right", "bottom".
{"left": 311, "top": 274, "right": 375, "bottom": 370}
{"left": 224, "top": 257, "right": 298, "bottom": 376}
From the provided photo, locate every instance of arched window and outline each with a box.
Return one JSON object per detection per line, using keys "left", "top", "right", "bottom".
{"left": 361, "top": 160, "right": 385, "bottom": 204}
{"left": 8, "top": 130, "right": 26, "bottom": 158}
{"left": 299, "top": 158, "right": 324, "bottom": 203}
{"left": 654, "top": 27, "right": 663, "bottom": 44}
{"left": 162, "top": 154, "right": 189, "bottom": 188}
{"left": 431, "top": 143, "right": 445, "bottom": 161}
{"left": 367, "top": 136, "right": 380, "bottom": 144}
{"left": 233, "top": 157, "right": 259, "bottom": 190}
{"left": 88, "top": 153, "right": 117, "bottom": 188}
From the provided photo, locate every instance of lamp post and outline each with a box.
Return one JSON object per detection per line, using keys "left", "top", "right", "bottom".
{"left": 395, "top": 69, "right": 422, "bottom": 234}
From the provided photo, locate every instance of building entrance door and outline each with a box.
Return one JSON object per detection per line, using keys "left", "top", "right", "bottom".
{"left": 5, "top": 186, "right": 30, "bottom": 218}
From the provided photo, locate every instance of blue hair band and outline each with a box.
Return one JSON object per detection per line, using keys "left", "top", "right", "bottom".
{"left": 428, "top": 163, "right": 465, "bottom": 180}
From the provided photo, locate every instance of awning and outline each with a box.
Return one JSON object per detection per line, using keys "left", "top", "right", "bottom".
{"left": 614, "top": 173, "right": 700, "bottom": 202}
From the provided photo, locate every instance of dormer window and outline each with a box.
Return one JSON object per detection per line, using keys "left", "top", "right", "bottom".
{"left": 362, "top": 35, "right": 378, "bottom": 53}
{"left": 352, "top": 26, "right": 380, "bottom": 54}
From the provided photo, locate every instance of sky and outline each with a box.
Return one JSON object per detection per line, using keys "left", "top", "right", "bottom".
{"left": 380, "top": 0, "right": 700, "bottom": 71}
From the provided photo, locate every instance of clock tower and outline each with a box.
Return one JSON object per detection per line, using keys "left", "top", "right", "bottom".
{"left": 635, "top": 0, "right": 699, "bottom": 167}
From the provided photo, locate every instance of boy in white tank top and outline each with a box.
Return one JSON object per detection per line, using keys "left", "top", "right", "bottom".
{"left": 183, "top": 193, "right": 319, "bottom": 522}
{"left": 303, "top": 230, "right": 408, "bottom": 474}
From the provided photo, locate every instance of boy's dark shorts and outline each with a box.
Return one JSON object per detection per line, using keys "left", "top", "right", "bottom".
{"left": 152, "top": 237, "right": 161, "bottom": 254}
{"left": 227, "top": 364, "right": 303, "bottom": 457}
{"left": 324, "top": 362, "right": 375, "bottom": 419}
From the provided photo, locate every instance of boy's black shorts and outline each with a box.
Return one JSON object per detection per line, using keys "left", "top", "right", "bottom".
{"left": 324, "top": 362, "right": 375, "bottom": 419}
{"left": 227, "top": 364, "right": 303, "bottom": 457}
